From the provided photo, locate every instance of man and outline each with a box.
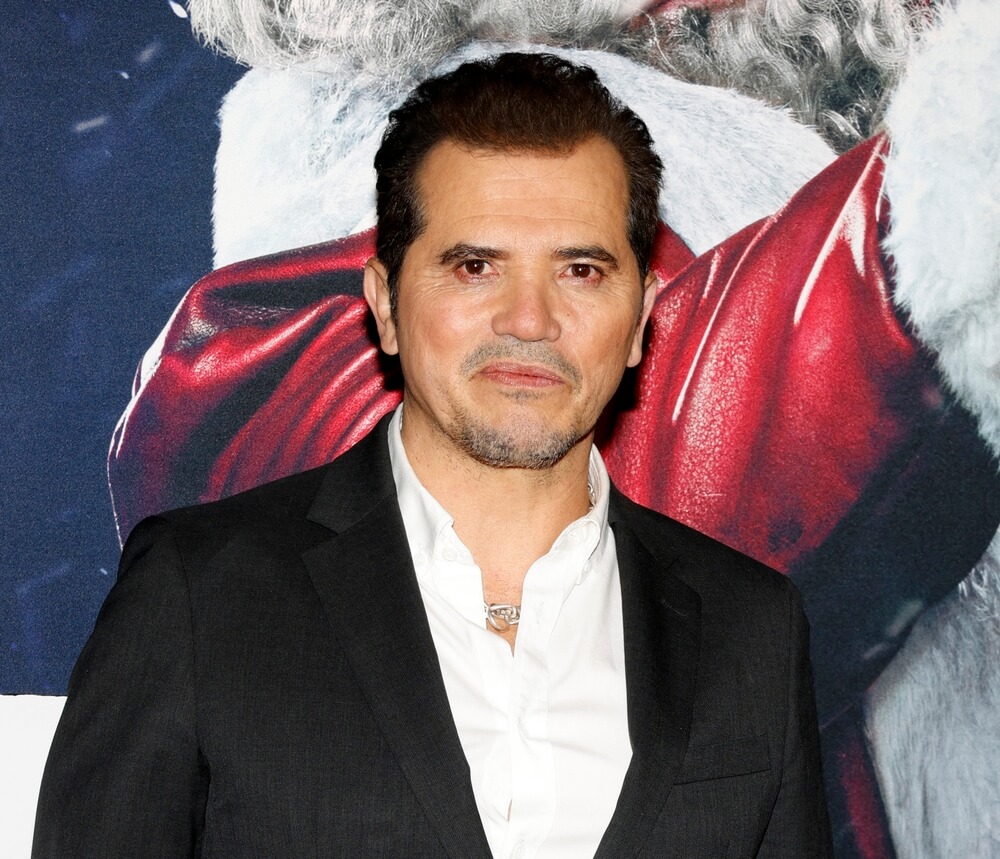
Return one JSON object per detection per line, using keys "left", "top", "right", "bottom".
{"left": 34, "top": 52, "right": 831, "bottom": 857}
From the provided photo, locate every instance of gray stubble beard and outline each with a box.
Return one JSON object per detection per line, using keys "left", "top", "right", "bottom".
{"left": 451, "top": 341, "right": 587, "bottom": 469}
{"left": 450, "top": 406, "right": 586, "bottom": 470}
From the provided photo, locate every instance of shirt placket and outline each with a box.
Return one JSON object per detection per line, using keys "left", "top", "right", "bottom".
{"left": 432, "top": 531, "right": 515, "bottom": 850}
{"left": 502, "top": 531, "right": 590, "bottom": 859}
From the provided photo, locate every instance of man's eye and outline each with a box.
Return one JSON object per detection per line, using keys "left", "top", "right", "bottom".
{"left": 461, "top": 259, "right": 488, "bottom": 276}
{"left": 568, "top": 263, "right": 598, "bottom": 280}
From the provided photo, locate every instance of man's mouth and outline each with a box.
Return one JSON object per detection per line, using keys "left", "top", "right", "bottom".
{"left": 477, "top": 361, "right": 566, "bottom": 388}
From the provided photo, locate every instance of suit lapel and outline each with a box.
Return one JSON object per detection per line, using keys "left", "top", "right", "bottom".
{"left": 301, "top": 420, "right": 493, "bottom": 859}
{"left": 595, "top": 498, "right": 702, "bottom": 858}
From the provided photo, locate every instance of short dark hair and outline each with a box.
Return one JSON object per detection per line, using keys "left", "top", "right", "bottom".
{"left": 373, "top": 52, "right": 663, "bottom": 312}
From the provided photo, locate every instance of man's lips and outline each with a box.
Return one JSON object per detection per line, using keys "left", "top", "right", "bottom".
{"left": 477, "top": 361, "right": 566, "bottom": 387}
{"left": 461, "top": 343, "right": 581, "bottom": 388}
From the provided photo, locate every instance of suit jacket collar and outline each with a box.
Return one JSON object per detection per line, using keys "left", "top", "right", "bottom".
{"left": 304, "top": 414, "right": 399, "bottom": 533}
{"left": 303, "top": 418, "right": 701, "bottom": 858}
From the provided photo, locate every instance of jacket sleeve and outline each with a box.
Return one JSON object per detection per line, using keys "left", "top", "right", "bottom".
{"left": 757, "top": 580, "right": 833, "bottom": 857}
{"left": 32, "top": 517, "right": 207, "bottom": 858}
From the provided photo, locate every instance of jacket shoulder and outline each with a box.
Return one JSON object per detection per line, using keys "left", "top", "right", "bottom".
{"left": 121, "top": 464, "right": 333, "bottom": 571}
{"left": 610, "top": 486, "right": 795, "bottom": 606}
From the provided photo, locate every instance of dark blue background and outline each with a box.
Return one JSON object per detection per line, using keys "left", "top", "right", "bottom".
{"left": 1, "top": 0, "right": 242, "bottom": 693}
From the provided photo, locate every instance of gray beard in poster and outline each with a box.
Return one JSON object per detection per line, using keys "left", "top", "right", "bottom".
{"left": 188, "top": 0, "right": 915, "bottom": 153}
{"left": 187, "top": 0, "right": 628, "bottom": 82}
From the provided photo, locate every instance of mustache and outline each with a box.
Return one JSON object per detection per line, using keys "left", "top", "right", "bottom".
{"left": 461, "top": 342, "right": 581, "bottom": 387}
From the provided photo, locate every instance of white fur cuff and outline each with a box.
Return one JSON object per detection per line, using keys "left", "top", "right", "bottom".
{"left": 884, "top": 0, "right": 1000, "bottom": 460}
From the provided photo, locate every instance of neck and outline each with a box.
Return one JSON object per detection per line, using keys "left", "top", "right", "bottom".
{"left": 401, "top": 417, "right": 593, "bottom": 603}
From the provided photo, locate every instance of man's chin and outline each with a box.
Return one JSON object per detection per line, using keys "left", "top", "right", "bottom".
{"left": 452, "top": 419, "right": 585, "bottom": 471}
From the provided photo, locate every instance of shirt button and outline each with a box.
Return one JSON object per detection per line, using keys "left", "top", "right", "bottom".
{"left": 518, "top": 717, "right": 530, "bottom": 740}
{"left": 511, "top": 842, "right": 526, "bottom": 859}
{"left": 442, "top": 546, "right": 458, "bottom": 561}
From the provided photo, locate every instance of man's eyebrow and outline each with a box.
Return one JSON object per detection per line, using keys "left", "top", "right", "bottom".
{"left": 438, "top": 243, "right": 508, "bottom": 265}
{"left": 554, "top": 246, "right": 620, "bottom": 271}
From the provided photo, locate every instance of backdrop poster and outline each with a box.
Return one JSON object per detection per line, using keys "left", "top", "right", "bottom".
{"left": 3, "top": 2, "right": 999, "bottom": 858}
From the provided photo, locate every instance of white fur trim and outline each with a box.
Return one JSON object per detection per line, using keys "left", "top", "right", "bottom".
{"left": 212, "top": 44, "right": 833, "bottom": 267}
{"left": 213, "top": 68, "right": 387, "bottom": 267}
{"left": 866, "top": 526, "right": 1000, "bottom": 858}
{"left": 884, "top": 0, "right": 1000, "bottom": 459}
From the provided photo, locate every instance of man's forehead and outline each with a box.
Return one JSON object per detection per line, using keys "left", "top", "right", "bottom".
{"left": 412, "top": 138, "right": 630, "bottom": 228}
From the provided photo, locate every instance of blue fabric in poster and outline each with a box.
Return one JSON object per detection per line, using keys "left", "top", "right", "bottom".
{"left": 1, "top": 0, "right": 241, "bottom": 693}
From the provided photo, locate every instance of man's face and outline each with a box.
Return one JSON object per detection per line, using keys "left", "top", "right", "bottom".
{"left": 364, "top": 137, "right": 656, "bottom": 471}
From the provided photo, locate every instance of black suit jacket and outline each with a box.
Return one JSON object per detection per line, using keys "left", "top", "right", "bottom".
{"left": 34, "top": 418, "right": 832, "bottom": 857}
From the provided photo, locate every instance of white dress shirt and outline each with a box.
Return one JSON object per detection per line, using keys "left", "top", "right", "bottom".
{"left": 387, "top": 408, "right": 632, "bottom": 859}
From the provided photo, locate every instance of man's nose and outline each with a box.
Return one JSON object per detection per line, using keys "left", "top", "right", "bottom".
{"left": 491, "top": 276, "right": 561, "bottom": 342}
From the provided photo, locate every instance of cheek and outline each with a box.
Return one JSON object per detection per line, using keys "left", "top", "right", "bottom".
{"left": 406, "top": 290, "right": 487, "bottom": 345}
{"left": 574, "top": 314, "right": 639, "bottom": 377}
{"left": 395, "top": 303, "right": 473, "bottom": 379}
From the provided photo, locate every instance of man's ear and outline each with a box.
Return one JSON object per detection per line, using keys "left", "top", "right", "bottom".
{"left": 363, "top": 258, "right": 399, "bottom": 356}
{"left": 627, "top": 272, "right": 658, "bottom": 368}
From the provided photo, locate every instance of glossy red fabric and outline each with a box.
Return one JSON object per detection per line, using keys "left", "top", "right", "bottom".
{"left": 110, "top": 135, "right": 929, "bottom": 577}
{"left": 605, "top": 135, "right": 927, "bottom": 572}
